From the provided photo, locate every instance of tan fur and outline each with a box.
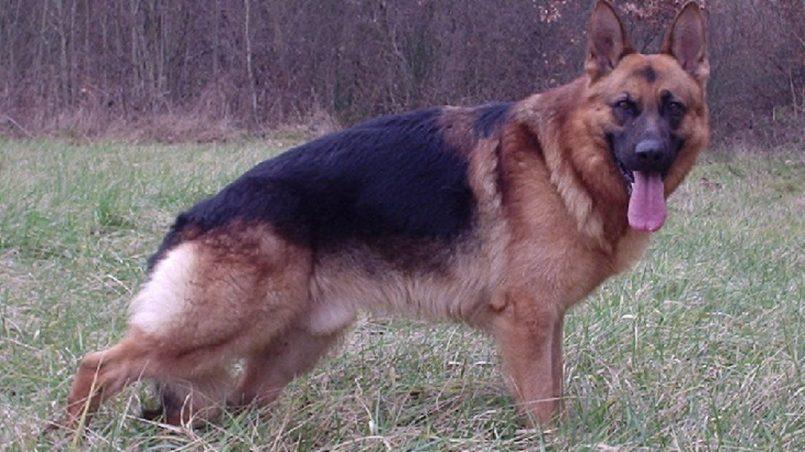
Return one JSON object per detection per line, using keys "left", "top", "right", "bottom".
{"left": 62, "top": 224, "right": 313, "bottom": 427}
{"left": 129, "top": 243, "right": 198, "bottom": 337}
{"left": 307, "top": 136, "right": 509, "bottom": 333}
{"left": 479, "top": 3, "right": 709, "bottom": 419}
{"left": 57, "top": 1, "right": 709, "bottom": 431}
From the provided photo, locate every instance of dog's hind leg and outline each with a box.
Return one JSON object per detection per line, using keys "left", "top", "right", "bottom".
{"left": 144, "top": 365, "right": 234, "bottom": 426}
{"left": 230, "top": 323, "right": 346, "bottom": 409}
{"left": 64, "top": 333, "right": 236, "bottom": 430}
{"left": 60, "top": 227, "right": 313, "bottom": 430}
{"left": 63, "top": 332, "right": 155, "bottom": 429}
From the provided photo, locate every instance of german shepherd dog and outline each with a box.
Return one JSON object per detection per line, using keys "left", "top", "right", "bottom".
{"left": 59, "top": 1, "right": 709, "bottom": 429}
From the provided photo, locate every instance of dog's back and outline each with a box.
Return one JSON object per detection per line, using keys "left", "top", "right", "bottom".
{"left": 149, "top": 107, "right": 493, "bottom": 269}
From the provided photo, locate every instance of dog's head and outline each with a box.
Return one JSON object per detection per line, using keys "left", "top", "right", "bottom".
{"left": 584, "top": 1, "right": 709, "bottom": 232}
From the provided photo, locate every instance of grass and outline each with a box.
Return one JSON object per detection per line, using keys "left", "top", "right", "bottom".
{"left": 0, "top": 137, "right": 802, "bottom": 450}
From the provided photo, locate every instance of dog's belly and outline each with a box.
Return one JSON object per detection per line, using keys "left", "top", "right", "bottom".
{"left": 306, "top": 238, "right": 500, "bottom": 335}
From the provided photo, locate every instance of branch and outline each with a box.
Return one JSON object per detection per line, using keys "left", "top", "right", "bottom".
{"left": 3, "top": 115, "right": 33, "bottom": 138}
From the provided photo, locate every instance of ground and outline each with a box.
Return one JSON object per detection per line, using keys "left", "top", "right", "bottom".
{"left": 0, "top": 137, "right": 802, "bottom": 450}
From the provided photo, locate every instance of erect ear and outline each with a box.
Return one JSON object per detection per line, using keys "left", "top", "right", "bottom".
{"left": 662, "top": 2, "right": 709, "bottom": 83}
{"left": 586, "top": 0, "right": 633, "bottom": 82}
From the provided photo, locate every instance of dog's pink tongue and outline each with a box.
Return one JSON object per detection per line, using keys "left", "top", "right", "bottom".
{"left": 628, "top": 171, "right": 666, "bottom": 232}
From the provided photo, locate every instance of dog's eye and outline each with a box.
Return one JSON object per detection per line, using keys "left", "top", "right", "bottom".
{"left": 614, "top": 99, "right": 638, "bottom": 116}
{"left": 667, "top": 101, "right": 686, "bottom": 116}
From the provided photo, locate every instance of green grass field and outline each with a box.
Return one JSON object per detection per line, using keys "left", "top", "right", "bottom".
{"left": 0, "top": 137, "right": 802, "bottom": 450}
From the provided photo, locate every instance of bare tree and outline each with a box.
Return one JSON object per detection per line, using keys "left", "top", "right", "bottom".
{"left": 0, "top": 0, "right": 800, "bottom": 141}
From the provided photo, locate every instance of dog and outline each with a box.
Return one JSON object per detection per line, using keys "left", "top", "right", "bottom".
{"left": 58, "top": 0, "right": 709, "bottom": 429}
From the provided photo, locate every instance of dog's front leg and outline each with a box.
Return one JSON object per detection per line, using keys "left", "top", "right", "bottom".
{"left": 490, "top": 293, "right": 564, "bottom": 426}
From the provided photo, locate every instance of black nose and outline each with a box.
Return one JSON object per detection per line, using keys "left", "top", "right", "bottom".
{"left": 635, "top": 139, "right": 664, "bottom": 163}
{"left": 631, "top": 138, "right": 672, "bottom": 173}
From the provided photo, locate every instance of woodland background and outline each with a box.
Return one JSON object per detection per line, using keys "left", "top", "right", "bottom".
{"left": 0, "top": 2, "right": 802, "bottom": 449}
{"left": 0, "top": 0, "right": 802, "bottom": 143}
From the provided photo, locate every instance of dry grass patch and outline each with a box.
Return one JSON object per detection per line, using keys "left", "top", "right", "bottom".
{"left": 0, "top": 138, "right": 802, "bottom": 450}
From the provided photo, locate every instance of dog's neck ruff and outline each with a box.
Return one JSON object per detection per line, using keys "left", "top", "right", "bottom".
{"left": 514, "top": 96, "right": 614, "bottom": 253}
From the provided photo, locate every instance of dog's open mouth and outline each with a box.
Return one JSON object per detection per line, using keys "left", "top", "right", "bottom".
{"left": 611, "top": 151, "right": 667, "bottom": 233}
{"left": 614, "top": 156, "right": 635, "bottom": 195}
